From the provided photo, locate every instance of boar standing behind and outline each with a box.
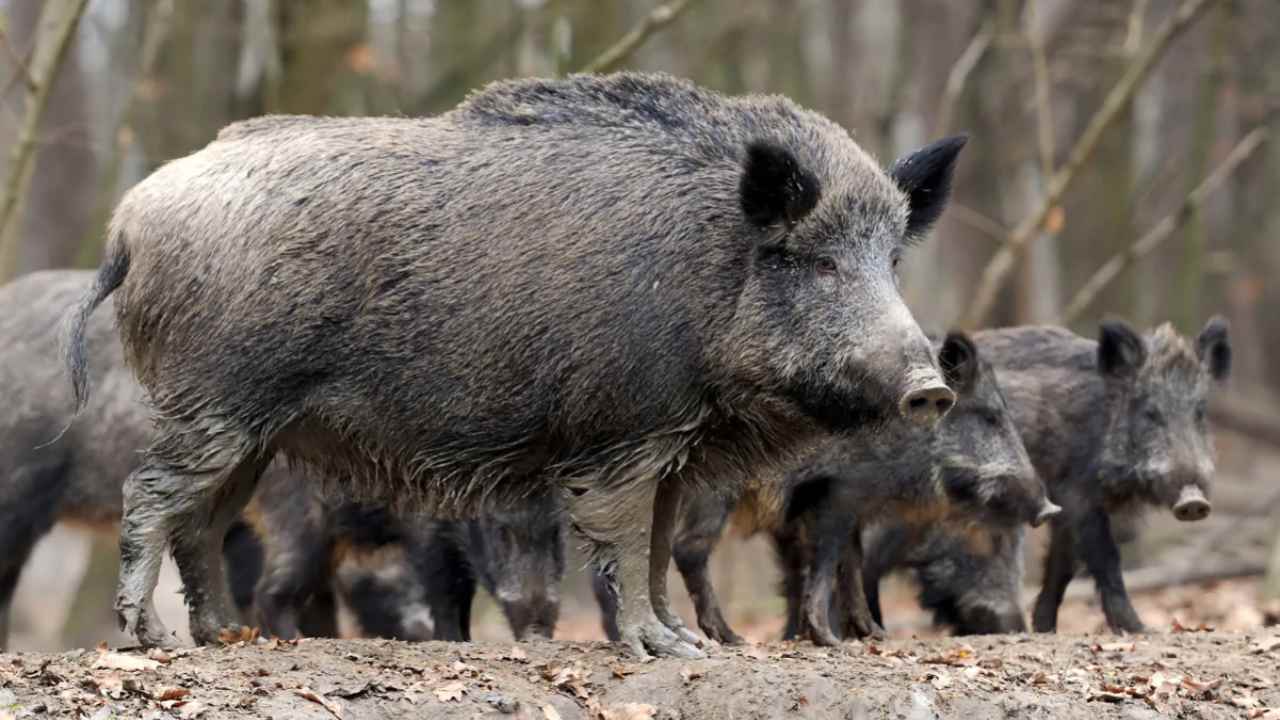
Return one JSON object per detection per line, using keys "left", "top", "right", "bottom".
{"left": 973, "top": 320, "right": 1230, "bottom": 633}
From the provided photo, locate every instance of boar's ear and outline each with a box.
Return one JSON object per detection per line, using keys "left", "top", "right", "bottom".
{"left": 1097, "top": 319, "right": 1147, "bottom": 379}
{"left": 1197, "top": 315, "right": 1231, "bottom": 381}
{"left": 938, "top": 331, "right": 979, "bottom": 396}
{"left": 740, "top": 141, "right": 822, "bottom": 231}
{"left": 890, "top": 135, "right": 967, "bottom": 240}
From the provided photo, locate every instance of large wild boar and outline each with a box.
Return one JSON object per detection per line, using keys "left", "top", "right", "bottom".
{"left": 66, "top": 72, "right": 966, "bottom": 657}
{"left": 974, "top": 320, "right": 1230, "bottom": 633}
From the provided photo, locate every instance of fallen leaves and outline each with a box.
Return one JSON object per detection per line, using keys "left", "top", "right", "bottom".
{"left": 217, "top": 626, "right": 260, "bottom": 645}
{"left": 920, "top": 645, "right": 977, "bottom": 667}
{"left": 541, "top": 704, "right": 564, "bottom": 720}
{"left": 679, "top": 666, "right": 704, "bottom": 684}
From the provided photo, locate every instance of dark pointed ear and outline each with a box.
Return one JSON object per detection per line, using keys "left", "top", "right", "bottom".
{"left": 740, "top": 141, "right": 822, "bottom": 230}
{"left": 939, "top": 331, "right": 979, "bottom": 396}
{"left": 1097, "top": 319, "right": 1147, "bottom": 379}
{"left": 890, "top": 135, "right": 967, "bottom": 239}
{"left": 1197, "top": 315, "right": 1231, "bottom": 381}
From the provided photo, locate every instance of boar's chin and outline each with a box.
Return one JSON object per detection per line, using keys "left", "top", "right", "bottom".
{"left": 783, "top": 380, "right": 894, "bottom": 433}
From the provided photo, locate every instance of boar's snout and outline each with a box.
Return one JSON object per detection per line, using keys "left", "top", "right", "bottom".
{"left": 1172, "top": 485, "right": 1211, "bottom": 522}
{"left": 899, "top": 381, "right": 956, "bottom": 427}
{"left": 1032, "top": 500, "right": 1062, "bottom": 527}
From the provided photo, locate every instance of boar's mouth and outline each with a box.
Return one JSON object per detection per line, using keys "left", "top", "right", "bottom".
{"left": 783, "top": 376, "right": 897, "bottom": 433}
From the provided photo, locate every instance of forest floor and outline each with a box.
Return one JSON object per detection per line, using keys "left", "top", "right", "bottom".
{"left": 3, "top": 624, "right": 1280, "bottom": 720}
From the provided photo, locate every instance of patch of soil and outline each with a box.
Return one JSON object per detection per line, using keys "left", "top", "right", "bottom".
{"left": 2, "top": 631, "right": 1278, "bottom": 719}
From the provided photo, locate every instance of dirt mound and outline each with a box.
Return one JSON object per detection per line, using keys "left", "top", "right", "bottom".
{"left": 2, "top": 630, "right": 1278, "bottom": 719}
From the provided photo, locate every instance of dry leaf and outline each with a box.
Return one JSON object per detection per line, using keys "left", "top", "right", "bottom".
{"left": 153, "top": 686, "right": 190, "bottom": 701}
{"left": 503, "top": 645, "right": 529, "bottom": 662}
{"left": 218, "top": 626, "right": 259, "bottom": 645}
{"left": 1091, "top": 642, "right": 1135, "bottom": 653}
{"left": 146, "top": 648, "right": 174, "bottom": 664}
{"left": 1247, "top": 709, "right": 1280, "bottom": 719}
{"left": 610, "top": 663, "right": 633, "bottom": 679}
{"left": 1170, "top": 618, "right": 1213, "bottom": 633}
{"left": 1250, "top": 636, "right": 1280, "bottom": 654}
{"left": 433, "top": 681, "right": 467, "bottom": 703}
{"left": 1043, "top": 205, "right": 1066, "bottom": 234}
{"left": 599, "top": 703, "right": 657, "bottom": 720}
{"left": 921, "top": 646, "right": 976, "bottom": 667}
{"left": 178, "top": 700, "right": 208, "bottom": 719}
{"left": 93, "top": 652, "right": 161, "bottom": 672}
{"left": 928, "top": 671, "right": 952, "bottom": 690}
{"left": 679, "top": 666, "right": 704, "bottom": 684}
{"left": 541, "top": 704, "right": 563, "bottom": 720}
{"left": 741, "top": 645, "right": 768, "bottom": 661}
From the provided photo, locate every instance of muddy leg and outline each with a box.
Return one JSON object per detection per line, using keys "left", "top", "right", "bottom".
{"left": 256, "top": 513, "right": 332, "bottom": 640}
{"left": 774, "top": 528, "right": 810, "bottom": 641}
{"left": 116, "top": 465, "right": 183, "bottom": 648}
{"left": 648, "top": 479, "right": 701, "bottom": 646}
{"left": 861, "top": 525, "right": 910, "bottom": 629}
{"left": 1077, "top": 510, "right": 1145, "bottom": 634}
{"left": 567, "top": 477, "right": 702, "bottom": 659}
{"left": 840, "top": 533, "right": 885, "bottom": 640}
{"left": 1032, "top": 524, "right": 1076, "bottom": 633}
{"left": 171, "top": 453, "right": 270, "bottom": 644}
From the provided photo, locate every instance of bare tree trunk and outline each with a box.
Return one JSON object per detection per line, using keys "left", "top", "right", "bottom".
{"left": 0, "top": 0, "right": 90, "bottom": 281}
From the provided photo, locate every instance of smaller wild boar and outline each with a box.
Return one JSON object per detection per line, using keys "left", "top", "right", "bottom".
{"left": 974, "top": 319, "right": 1231, "bottom": 634}
{"left": 859, "top": 522, "right": 1028, "bottom": 635}
{"left": 593, "top": 333, "right": 1055, "bottom": 646}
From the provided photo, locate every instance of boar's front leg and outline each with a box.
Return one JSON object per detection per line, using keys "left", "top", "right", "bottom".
{"left": 840, "top": 532, "right": 886, "bottom": 640}
{"left": 671, "top": 492, "right": 742, "bottom": 644}
{"left": 1032, "top": 524, "right": 1076, "bottom": 633}
{"left": 567, "top": 473, "right": 703, "bottom": 659}
{"left": 1077, "top": 509, "right": 1145, "bottom": 634}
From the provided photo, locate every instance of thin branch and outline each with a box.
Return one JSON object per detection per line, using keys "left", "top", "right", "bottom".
{"left": 578, "top": 0, "right": 698, "bottom": 75}
{"left": 959, "top": 0, "right": 1222, "bottom": 329}
{"left": 0, "top": 28, "right": 38, "bottom": 92}
{"left": 949, "top": 203, "right": 1010, "bottom": 244}
{"left": 933, "top": 15, "right": 994, "bottom": 137}
{"left": 1059, "top": 127, "right": 1267, "bottom": 324}
{"left": 0, "top": 0, "right": 91, "bottom": 281}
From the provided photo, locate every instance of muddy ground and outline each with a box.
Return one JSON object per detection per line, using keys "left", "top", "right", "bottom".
{"left": 3, "top": 628, "right": 1279, "bottom": 719}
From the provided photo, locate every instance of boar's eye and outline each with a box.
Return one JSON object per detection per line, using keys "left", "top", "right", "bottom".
{"left": 980, "top": 408, "right": 1002, "bottom": 427}
{"left": 1143, "top": 406, "right": 1164, "bottom": 426}
{"left": 815, "top": 256, "right": 838, "bottom": 276}
{"left": 1194, "top": 402, "right": 1208, "bottom": 424}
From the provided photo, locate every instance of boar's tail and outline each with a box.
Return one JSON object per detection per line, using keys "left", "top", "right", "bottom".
{"left": 64, "top": 239, "right": 130, "bottom": 414}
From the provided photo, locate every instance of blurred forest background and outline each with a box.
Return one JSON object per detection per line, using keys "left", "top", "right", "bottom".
{"left": 2, "top": 0, "right": 1279, "bottom": 651}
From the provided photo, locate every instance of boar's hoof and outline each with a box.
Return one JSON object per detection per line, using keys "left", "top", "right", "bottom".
{"left": 699, "top": 619, "right": 745, "bottom": 646}
{"left": 1172, "top": 487, "right": 1211, "bottom": 522}
{"left": 620, "top": 618, "right": 705, "bottom": 659}
{"left": 899, "top": 384, "right": 956, "bottom": 427}
{"left": 116, "top": 603, "right": 177, "bottom": 649}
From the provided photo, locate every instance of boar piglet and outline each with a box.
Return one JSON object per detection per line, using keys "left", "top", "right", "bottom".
{"left": 974, "top": 319, "right": 1230, "bottom": 633}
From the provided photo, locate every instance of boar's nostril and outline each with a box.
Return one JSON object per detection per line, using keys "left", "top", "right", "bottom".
{"left": 899, "top": 384, "right": 957, "bottom": 426}
{"left": 1172, "top": 486, "right": 1211, "bottom": 522}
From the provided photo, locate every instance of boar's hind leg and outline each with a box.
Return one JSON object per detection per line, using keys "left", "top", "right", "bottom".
{"left": 117, "top": 432, "right": 269, "bottom": 647}
{"left": 839, "top": 533, "right": 886, "bottom": 640}
{"left": 1031, "top": 525, "right": 1076, "bottom": 633}
{"left": 567, "top": 475, "right": 703, "bottom": 659}
{"left": 1076, "top": 510, "right": 1145, "bottom": 634}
